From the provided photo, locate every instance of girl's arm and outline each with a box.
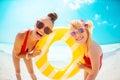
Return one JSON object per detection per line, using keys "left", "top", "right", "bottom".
{"left": 78, "top": 43, "right": 100, "bottom": 75}
{"left": 12, "top": 33, "right": 26, "bottom": 58}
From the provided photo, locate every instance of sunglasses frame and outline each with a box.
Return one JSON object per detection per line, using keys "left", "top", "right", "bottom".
{"left": 71, "top": 27, "right": 85, "bottom": 36}
{"left": 36, "top": 20, "right": 52, "bottom": 34}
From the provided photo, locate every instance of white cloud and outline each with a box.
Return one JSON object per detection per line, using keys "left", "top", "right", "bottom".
{"left": 113, "top": 24, "right": 117, "bottom": 28}
{"left": 97, "top": 20, "right": 108, "bottom": 25}
{"left": 64, "top": 0, "right": 70, "bottom": 4}
{"left": 97, "top": 22, "right": 101, "bottom": 25}
{"left": 64, "top": 0, "right": 95, "bottom": 10}
{"left": 86, "top": 0, "right": 95, "bottom": 4}
{"left": 106, "top": 5, "right": 109, "bottom": 10}
{"left": 94, "top": 14, "right": 100, "bottom": 20}
{"left": 103, "top": 20, "right": 108, "bottom": 24}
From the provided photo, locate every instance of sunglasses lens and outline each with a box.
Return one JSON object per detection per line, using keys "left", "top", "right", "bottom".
{"left": 37, "top": 21, "right": 44, "bottom": 29}
{"left": 71, "top": 32, "right": 76, "bottom": 36}
{"left": 44, "top": 27, "right": 52, "bottom": 34}
{"left": 78, "top": 28, "right": 84, "bottom": 33}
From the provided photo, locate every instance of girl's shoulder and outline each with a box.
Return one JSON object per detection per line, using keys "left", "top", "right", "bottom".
{"left": 15, "top": 30, "right": 30, "bottom": 43}
{"left": 90, "top": 41, "right": 103, "bottom": 56}
{"left": 92, "top": 41, "right": 101, "bottom": 48}
{"left": 16, "top": 29, "right": 31, "bottom": 39}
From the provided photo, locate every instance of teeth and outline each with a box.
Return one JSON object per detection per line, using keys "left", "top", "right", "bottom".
{"left": 36, "top": 31, "right": 43, "bottom": 37}
{"left": 77, "top": 36, "right": 83, "bottom": 40}
{"left": 80, "top": 36, "right": 82, "bottom": 39}
{"left": 38, "top": 31, "right": 43, "bottom": 35}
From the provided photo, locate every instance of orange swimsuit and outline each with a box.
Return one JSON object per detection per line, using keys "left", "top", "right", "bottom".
{"left": 84, "top": 54, "right": 103, "bottom": 69}
{"left": 20, "top": 30, "right": 38, "bottom": 54}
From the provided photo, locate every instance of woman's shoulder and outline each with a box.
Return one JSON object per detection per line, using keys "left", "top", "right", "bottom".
{"left": 90, "top": 41, "right": 103, "bottom": 55}
{"left": 92, "top": 41, "right": 101, "bottom": 47}
{"left": 16, "top": 29, "right": 30, "bottom": 40}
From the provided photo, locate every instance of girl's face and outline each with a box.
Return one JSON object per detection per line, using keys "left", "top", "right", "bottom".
{"left": 70, "top": 26, "right": 88, "bottom": 44}
{"left": 33, "top": 18, "right": 53, "bottom": 40}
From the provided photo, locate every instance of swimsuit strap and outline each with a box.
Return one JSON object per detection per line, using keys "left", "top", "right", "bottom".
{"left": 84, "top": 54, "right": 103, "bottom": 69}
{"left": 84, "top": 55, "right": 91, "bottom": 67}
{"left": 100, "top": 54, "right": 103, "bottom": 68}
{"left": 28, "top": 40, "right": 39, "bottom": 52}
{"left": 21, "top": 30, "right": 30, "bottom": 54}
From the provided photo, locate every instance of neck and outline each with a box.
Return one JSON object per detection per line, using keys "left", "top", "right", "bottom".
{"left": 83, "top": 39, "right": 92, "bottom": 54}
{"left": 30, "top": 30, "right": 37, "bottom": 42}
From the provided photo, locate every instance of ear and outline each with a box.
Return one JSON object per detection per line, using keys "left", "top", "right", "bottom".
{"left": 85, "top": 20, "right": 94, "bottom": 29}
{"left": 84, "top": 24, "right": 88, "bottom": 28}
{"left": 85, "top": 20, "right": 94, "bottom": 33}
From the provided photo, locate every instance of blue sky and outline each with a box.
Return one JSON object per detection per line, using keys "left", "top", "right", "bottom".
{"left": 0, "top": 0, "right": 120, "bottom": 44}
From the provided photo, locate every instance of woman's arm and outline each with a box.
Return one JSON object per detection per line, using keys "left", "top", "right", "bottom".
{"left": 12, "top": 32, "right": 32, "bottom": 59}
{"left": 86, "top": 43, "right": 100, "bottom": 75}
{"left": 78, "top": 43, "right": 101, "bottom": 75}
{"left": 12, "top": 33, "right": 26, "bottom": 58}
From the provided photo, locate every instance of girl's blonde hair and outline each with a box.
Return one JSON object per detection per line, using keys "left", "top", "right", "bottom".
{"left": 69, "top": 20, "right": 94, "bottom": 52}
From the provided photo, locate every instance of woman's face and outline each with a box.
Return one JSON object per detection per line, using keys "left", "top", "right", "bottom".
{"left": 70, "top": 26, "right": 88, "bottom": 44}
{"left": 33, "top": 18, "right": 53, "bottom": 40}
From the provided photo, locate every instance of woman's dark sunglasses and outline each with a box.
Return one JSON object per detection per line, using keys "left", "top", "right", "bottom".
{"left": 36, "top": 21, "right": 52, "bottom": 34}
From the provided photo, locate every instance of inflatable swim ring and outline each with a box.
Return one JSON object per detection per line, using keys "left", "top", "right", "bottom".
{"left": 35, "top": 28, "right": 85, "bottom": 80}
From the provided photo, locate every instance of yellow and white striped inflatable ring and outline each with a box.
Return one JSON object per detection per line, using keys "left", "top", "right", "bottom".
{"left": 35, "top": 28, "right": 85, "bottom": 80}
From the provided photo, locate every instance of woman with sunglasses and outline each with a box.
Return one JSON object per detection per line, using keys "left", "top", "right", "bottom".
{"left": 12, "top": 12, "right": 57, "bottom": 80}
{"left": 69, "top": 20, "right": 103, "bottom": 80}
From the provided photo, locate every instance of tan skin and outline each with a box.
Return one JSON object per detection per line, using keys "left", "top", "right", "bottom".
{"left": 12, "top": 17, "right": 53, "bottom": 80}
{"left": 70, "top": 21, "right": 103, "bottom": 80}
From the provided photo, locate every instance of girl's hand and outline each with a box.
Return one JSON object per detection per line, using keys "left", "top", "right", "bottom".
{"left": 77, "top": 61, "right": 85, "bottom": 69}
{"left": 27, "top": 49, "right": 41, "bottom": 59}
{"left": 32, "top": 49, "right": 41, "bottom": 57}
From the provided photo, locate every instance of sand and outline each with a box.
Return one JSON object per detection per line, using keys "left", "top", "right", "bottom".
{"left": 0, "top": 46, "right": 120, "bottom": 80}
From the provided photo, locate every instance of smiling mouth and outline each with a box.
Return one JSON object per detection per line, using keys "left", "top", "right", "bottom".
{"left": 76, "top": 36, "right": 84, "bottom": 41}
{"left": 36, "top": 31, "right": 43, "bottom": 37}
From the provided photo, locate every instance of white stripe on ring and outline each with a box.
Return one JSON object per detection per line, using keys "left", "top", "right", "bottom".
{"left": 39, "top": 61, "right": 49, "bottom": 72}
{"left": 61, "top": 44, "right": 80, "bottom": 79}
{"left": 61, "top": 56, "right": 81, "bottom": 80}
{"left": 39, "top": 62, "right": 49, "bottom": 72}
{"left": 61, "top": 31, "right": 70, "bottom": 42}
{"left": 48, "top": 69, "right": 58, "bottom": 78}
{"left": 71, "top": 43, "right": 80, "bottom": 51}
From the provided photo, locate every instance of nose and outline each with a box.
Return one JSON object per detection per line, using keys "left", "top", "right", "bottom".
{"left": 75, "top": 32, "right": 80, "bottom": 37}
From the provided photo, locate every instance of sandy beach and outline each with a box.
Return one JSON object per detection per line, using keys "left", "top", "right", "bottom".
{"left": 0, "top": 43, "right": 120, "bottom": 80}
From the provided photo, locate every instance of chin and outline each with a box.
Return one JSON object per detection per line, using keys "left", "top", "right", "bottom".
{"left": 75, "top": 40, "right": 84, "bottom": 44}
{"left": 34, "top": 32, "right": 43, "bottom": 40}
{"left": 77, "top": 41, "right": 83, "bottom": 44}
{"left": 34, "top": 35, "right": 41, "bottom": 40}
